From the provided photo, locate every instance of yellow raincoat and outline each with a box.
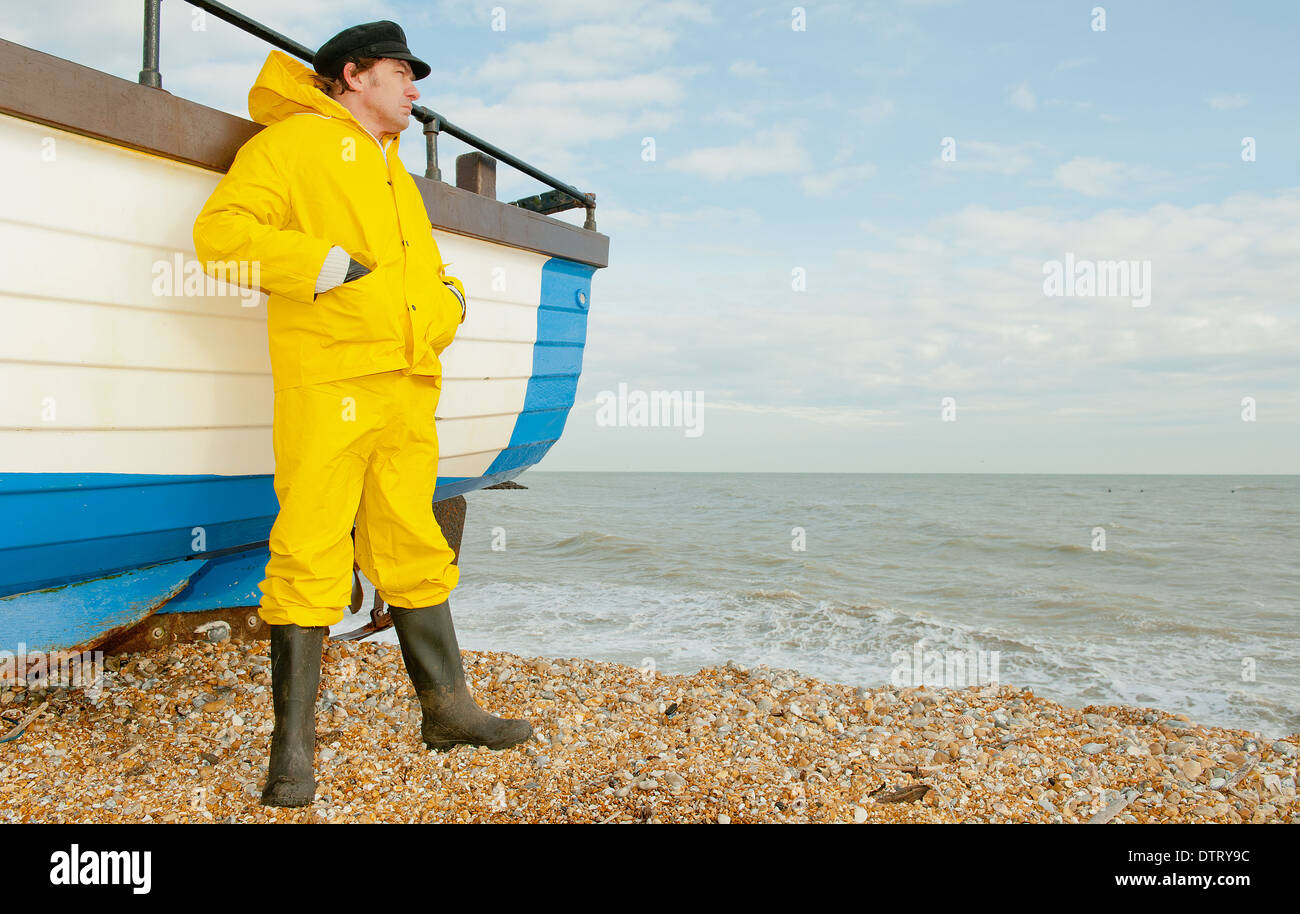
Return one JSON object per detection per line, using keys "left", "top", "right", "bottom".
{"left": 193, "top": 51, "right": 462, "bottom": 626}
{"left": 194, "top": 50, "right": 466, "bottom": 392}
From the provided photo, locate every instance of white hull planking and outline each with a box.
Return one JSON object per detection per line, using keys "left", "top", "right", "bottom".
{"left": 0, "top": 113, "right": 548, "bottom": 479}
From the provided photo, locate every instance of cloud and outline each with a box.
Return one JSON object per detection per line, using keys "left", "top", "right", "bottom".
{"left": 427, "top": 81, "right": 678, "bottom": 189}
{"left": 508, "top": 73, "right": 687, "bottom": 108}
{"left": 473, "top": 24, "right": 680, "bottom": 82}
{"left": 937, "top": 140, "right": 1039, "bottom": 176}
{"left": 729, "top": 59, "right": 768, "bottom": 78}
{"left": 596, "top": 205, "right": 762, "bottom": 233}
{"left": 706, "top": 109, "right": 757, "bottom": 128}
{"left": 1206, "top": 93, "right": 1249, "bottom": 110}
{"left": 801, "top": 162, "right": 878, "bottom": 197}
{"left": 1052, "top": 156, "right": 1171, "bottom": 197}
{"left": 1008, "top": 82, "right": 1037, "bottom": 111}
{"left": 855, "top": 99, "right": 895, "bottom": 124}
{"left": 593, "top": 189, "right": 1300, "bottom": 426}
{"left": 703, "top": 401, "right": 901, "bottom": 425}
{"left": 409, "top": 4, "right": 717, "bottom": 196}
{"left": 428, "top": 0, "right": 714, "bottom": 30}
{"left": 668, "top": 132, "right": 813, "bottom": 180}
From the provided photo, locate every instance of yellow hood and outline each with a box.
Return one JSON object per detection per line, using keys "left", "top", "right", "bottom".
{"left": 247, "top": 50, "right": 353, "bottom": 127}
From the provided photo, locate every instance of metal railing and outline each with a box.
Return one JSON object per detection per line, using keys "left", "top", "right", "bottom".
{"left": 138, "top": 0, "right": 597, "bottom": 230}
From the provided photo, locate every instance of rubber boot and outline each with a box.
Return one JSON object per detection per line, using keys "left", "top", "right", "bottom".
{"left": 389, "top": 600, "right": 533, "bottom": 751}
{"left": 260, "top": 622, "right": 326, "bottom": 807}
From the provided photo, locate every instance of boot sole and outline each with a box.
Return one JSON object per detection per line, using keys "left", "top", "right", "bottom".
{"left": 261, "top": 782, "right": 316, "bottom": 807}
{"left": 424, "top": 734, "right": 531, "bottom": 752}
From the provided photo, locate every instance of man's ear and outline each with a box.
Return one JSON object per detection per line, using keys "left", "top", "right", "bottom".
{"left": 341, "top": 61, "right": 364, "bottom": 92}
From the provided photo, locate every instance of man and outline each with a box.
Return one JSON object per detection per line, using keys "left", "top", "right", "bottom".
{"left": 193, "top": 21, "right": 532, "bottom": 809}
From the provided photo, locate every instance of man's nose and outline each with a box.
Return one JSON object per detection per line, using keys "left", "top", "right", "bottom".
{"left": 407, "top": 84, "right": 420, "bottom": 102}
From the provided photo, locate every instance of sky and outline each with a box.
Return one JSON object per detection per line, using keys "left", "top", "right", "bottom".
{"left": 7, "top": 0, "right": 1300, "bottom": 473}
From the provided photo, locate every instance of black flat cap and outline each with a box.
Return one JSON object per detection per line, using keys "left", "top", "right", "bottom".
{"left": 314, "top": 20, "right": 430, "bottom": 81}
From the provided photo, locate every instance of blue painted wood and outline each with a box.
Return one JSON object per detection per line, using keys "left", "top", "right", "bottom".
{"left": 0, "top": 473, "right": 276, "bottom": 597}
{"left": 533, "top": 341, "right": 586, "bottom": 377}
{"left": 0, "top": 468, "right": 533, "bottom": 599}
{"left": 485, "top": 257, "right": 595, "bottom": 477}
{"left": 430, "top": 466, "right": 529, "bottom": 501}
{"left": 0, "top": 559, "right": 197, "bottom": 653}
{"left": 156, "top": 549, "right": 266, "bottom": 614}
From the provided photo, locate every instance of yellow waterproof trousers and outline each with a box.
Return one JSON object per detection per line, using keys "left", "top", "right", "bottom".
{"left": 258, "top": 369, "right": 460, "bottom": 627}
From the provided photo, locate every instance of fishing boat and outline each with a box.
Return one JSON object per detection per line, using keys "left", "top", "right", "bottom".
{"left": 0, "top": 2, "right": 608, "bottom": 661}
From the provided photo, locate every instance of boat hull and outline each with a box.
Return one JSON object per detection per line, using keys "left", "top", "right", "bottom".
{"left": 0, "top": 105, "right": 598, "bottom": 646}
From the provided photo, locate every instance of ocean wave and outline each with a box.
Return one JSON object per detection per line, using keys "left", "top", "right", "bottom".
{"left": 1043, "top": 543, "right": 1162, "bottom": 566}
{"left": 743, "top": 588, "right": 804, "bottom": 601}
{"left": 536, "top": 530, "right": 665, "bottom": 559}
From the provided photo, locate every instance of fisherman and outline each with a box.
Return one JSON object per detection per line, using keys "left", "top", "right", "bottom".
{"left": 193, "top": 21, "right": 532, "bottom": 809}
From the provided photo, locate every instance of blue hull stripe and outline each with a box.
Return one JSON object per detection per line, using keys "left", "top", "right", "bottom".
{"left": 0, "top": 474, "right": 277, "bottom": 597}
{"left": 0, "top": 472, "right": 517, "bottom": 598}
{"left": 0, "top": 256, "right": 594, "bottom": 643}
{"left": 484, "top": 257, "right": 594, "bottom": 477}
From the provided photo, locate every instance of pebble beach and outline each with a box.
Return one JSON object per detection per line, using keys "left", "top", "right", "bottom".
{"left": 1, "top": 637, "right": 1297, "bottom": 824}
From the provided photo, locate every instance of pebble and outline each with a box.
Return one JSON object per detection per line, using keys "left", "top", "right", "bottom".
{"left": 0, "top": 639, "right": 1295, "bottom": 824}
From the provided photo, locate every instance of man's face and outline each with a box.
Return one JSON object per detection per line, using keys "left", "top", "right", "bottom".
{"left": 343, "top": 58, "right": 420, "bottom": 136}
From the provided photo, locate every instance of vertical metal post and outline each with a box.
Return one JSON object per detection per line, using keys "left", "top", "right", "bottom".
{"left": 423, "top": 115, "right": 441, "bottom": 181}
{"left": 139, "top": 0, "right": 162, "bottom": 88}
{"left": 584, "top": 201, "right": 596, "bottom": 231}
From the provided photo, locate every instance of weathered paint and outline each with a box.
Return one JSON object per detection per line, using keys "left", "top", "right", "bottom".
{"left": 0, "top": 559, "right": 196, "bottom": 654}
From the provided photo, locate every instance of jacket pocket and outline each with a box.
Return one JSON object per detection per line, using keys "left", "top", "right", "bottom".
{"left": 442, "top": 280, "right": 467, "bottom": 323}
{"left": 419, "top": 283, "right": 461, "bottom": 357}
{"left": 312, "top": 259, "right": 398, "bottom": 347}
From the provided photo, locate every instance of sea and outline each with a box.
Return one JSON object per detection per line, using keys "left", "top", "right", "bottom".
{"left": 338, "top": 473, "right": 1300, "bottom": 738}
